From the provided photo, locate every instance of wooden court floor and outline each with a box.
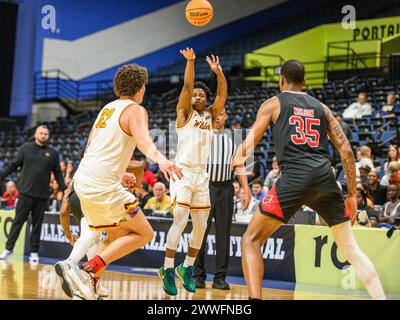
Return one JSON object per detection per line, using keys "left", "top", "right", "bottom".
{"left": 0, "top": 258, "right": 366, "bottom": 300}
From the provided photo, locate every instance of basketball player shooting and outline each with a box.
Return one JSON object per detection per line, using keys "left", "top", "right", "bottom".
{"left": 231, "top": 60, "right": 386, "bottom": 300}
{"left": 59, "top": 64, "right": 182, "bottom": 300}
{"left": 159, "top": 48, "right": 227, "bottom": 296}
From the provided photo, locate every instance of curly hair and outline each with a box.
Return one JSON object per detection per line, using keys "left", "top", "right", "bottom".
{"left": 113, "top": 64, "right": 148, "bottom": 97}
{"left": 194, "top": 81, "right": 211, "bottom": 102}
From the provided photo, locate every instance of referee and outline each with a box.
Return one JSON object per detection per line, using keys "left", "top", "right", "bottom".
{"left": 194, "top": 109, "right": 251, "bottom": 290}
{"left": 0, "top": 125, "right": 67, "bottom": 263}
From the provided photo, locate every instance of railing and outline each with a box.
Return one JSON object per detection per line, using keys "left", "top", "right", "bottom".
{"left": 34, "top": 70, "right": 114, "bottom": 110}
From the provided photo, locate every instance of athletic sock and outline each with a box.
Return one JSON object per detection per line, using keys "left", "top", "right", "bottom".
{"left": 183, "top": 255, "right": 196, "bottom": 267}
{"left": 164, "top": 257, "right": 175, "bottom": 269}
{"left": 82, "top": 255, "right": 106, "bottom": 274}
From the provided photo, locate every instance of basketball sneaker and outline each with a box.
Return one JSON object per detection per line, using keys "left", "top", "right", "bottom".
{"left": 55, "top": 259, "right": 75, "bottom": 298}
{"left": 65, "top": 261, "right": 97, "bottom": 300}
{"left": 175, "top": 264, "right": 196, "bottom": 293}
{"left": 158, "top": 266, "right": 177, "bottom": 296}
{"left": 0, "top": 249, "right": 12, "bottom": 260}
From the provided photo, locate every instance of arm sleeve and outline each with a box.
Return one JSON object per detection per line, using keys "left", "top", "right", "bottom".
{"left": 0, "top": 145, "right": 24, "bottom": 179}
{"left": 53, "top": 153, "right": 67, "bottom": 191}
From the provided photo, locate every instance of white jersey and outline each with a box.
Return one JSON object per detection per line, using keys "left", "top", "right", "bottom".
{"left": 175, "top": 110, "right": 213, "bottom": 169}
{"left": 74, "top": 99, "right": 137, "bottom": 187}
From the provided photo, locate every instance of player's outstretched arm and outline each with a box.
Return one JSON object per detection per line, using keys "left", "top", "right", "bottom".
{"left": 176, "top": 48, "right": 196, "bottom": 127}
{"left": 231, "top": 98, "right": 277, "bottom": 171}
{"left": 324, "top": 104, "right": 357, "bottom": 221}
{"left": 129, "top": 106, "right": 183, "bottom": 182}
{"left": 207, "top": 55, "right": 228, "bottom": 119}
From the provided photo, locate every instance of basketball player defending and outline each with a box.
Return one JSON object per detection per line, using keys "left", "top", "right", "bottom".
{"left": 231, "top": 60, "right": 386, "bottom": 300}
{"left": 159, "top": 48, "right": 227, "bottom": 295}
{"left": 56, "top": 163, "right": 141, "bottom": 299}
{"left": 60, "top": 64, "right": 182, "bottom": 300}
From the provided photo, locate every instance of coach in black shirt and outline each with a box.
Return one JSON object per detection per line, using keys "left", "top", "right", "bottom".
{"left": 0, "top": 125, "right": 67, "bottom": 262}
{"left": 194, "top": 109, "right": 251, "bottom": 290}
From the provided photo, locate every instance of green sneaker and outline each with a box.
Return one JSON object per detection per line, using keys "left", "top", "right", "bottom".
{"left": 175, "top": 264, "right": 196, "bottom": 293}
{"left": 158, "top": 266, "right": 177, "bottom": 296}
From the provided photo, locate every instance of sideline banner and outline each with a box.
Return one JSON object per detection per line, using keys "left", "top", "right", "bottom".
{"left": 0, "top": 210, "right": 26, "bottom": 255}
{"left": 294, "top": 225, "right": 400, "bottom": 293}
{"left": 34, "top": 213, "right": 296, "bottom": 281}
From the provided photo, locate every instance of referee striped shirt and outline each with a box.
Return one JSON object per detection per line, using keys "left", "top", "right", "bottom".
{"left": 206, "top": 129, "right": 237, "bottom": 182}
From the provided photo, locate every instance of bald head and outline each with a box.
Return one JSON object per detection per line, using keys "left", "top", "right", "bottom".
{"left": 6, "top": 181, "right": 17, "bottom": 194}
{"left": 153, "top": 182, "right": 166, "bottom": 200}
{"left": 35, "top": 125, "right": 49, "bottom": 146}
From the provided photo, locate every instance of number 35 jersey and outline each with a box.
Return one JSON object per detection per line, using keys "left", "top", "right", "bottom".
{"left": 175, "top": 110, "right": 213, "bottom": 169}
{"left": 75, "top": 99, "right": 137, "bottom": 187}
{"left": 272, "top": 91, "right": 331, "bottom": 170}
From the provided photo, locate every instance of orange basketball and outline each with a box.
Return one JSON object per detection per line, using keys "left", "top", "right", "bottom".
{"left": 185, "top": 0, "right": 213, "bottom": 27}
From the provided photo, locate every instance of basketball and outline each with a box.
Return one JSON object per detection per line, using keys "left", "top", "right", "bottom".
{"left": 185, "top": 0, "right": 213, "bottom": 27}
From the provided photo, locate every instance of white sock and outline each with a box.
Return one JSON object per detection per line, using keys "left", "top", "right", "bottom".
{"left": 183, "top": 255, "right": 196, "bottom": 267}
{"left": 69, "top": 218, "right": 101, "bottom": 264}
{"left": 164, "top": 257, "right": 175, "bottom": 269}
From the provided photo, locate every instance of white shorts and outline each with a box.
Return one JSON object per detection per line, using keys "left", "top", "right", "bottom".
{"left": 169, "top": 166, "right": 211, "bottom": 211}
{"left": 73, "top": 177, "right": 139, "bottom": 231}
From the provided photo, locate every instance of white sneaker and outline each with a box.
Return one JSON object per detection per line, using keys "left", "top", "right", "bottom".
{"left": 55, "top": 260, "right": 75, "bottom": 298}
{"left": 65, "top": 262, "right": 97, "bottom": 300}
{"left": 0, "top": 249, "right": 12, "bottom": 260}
{"left": 97, "top": 282, "right": 110, "bottom": 298}
{"left": 29, "top": 252, "right": 39, "bottom": 263}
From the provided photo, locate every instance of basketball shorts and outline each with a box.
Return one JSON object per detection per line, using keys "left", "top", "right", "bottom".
{"left": 73, "top": 177, "right": 140, "bottom": 231}
{"left": 169, "top": 165, "right": 211, "bottom": 212}
{"left": 259, "top": 171, "right": 350, "bottom": 227}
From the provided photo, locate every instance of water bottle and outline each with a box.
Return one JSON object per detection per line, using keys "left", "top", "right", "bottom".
{"left": 51, "top": 199, "right": 58, "bottom": 213}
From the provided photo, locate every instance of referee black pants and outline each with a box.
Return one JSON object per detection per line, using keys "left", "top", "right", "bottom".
{"left": 195, "top": 180, "right": 234, "bottom": 281}
{"left": 6, "top": 194, "right": 48, "bottom": 253}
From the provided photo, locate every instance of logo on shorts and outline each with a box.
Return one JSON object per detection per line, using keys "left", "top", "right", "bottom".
{"left": 45, "top": 152, "right": 50, "bottom": 157}
{"left": 262, "top": 195, "right": 273, "bottom": 205}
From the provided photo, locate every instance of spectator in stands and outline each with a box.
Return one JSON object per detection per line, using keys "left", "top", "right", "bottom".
{"left": 356, "top": 146, "right": 374, "bottom": 178}
{"left": 357, "top": 182, "right": 374, "bottom": 208}
{"left": 234, "top": 187, "right": 259, "bottom": 222}
{"left": 342, "top": 92, "right": 372, "bottom": 119}
{"left": 367, "top": 171, "right": 387, "bottom": 206}
{"left": 358, "top": 165, "right": 371, "bottom": 185}
{"left": 60, "top": 160, "right": 67, "bottom": 178}
{"left": 64, "top": 161, "right": 75, "bottom": 186}
{"left": 143, "top": 182, "right": 172, "bottom": 216}
{"left": 334, "top": 112, "right": 352, "bottom": 141}
{"left": 375, "top": 92, "right": 400, "bottom": 118}
{"left": 379, "top": 183, "right": 400, "bottom": 226}
{"left": 381, "top": 161, "right": 400, "bottom": 186}
{"left": 264, "top": 157, "right": 280, "bottom": 191}
{"left": 0, "top": 125, "right": 67, "bottom": 263}
{"left": 384, "top": 145, "right": 399, "bottom": 175}
{"left": 1, "top": 181, "right": 19, "bottom": 210}
{"left": 356, "top": 188, "right": 379, "bottom": 227}
{"left": 233, "top": 180, "right": 240, "bottom": 203}
{"left": 251, "top": 178, "right": 266, "bottom": 201}
{"left": 48, "top": 179, "right": 63, "bottom": 211}
{"left": 137, "top": 183, "right": 153, "bottom": 208}
{"left": 141, "top": 159, "right": 157, "bottom": 187}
